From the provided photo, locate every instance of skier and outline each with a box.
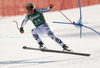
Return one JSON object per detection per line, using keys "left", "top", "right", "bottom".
{"left": 20, "top": 3, "right": 72, "bottom": 51}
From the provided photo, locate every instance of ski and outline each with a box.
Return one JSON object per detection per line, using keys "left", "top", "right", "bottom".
{"left": 23, "top": 46, "right": 90, "bottom": 57}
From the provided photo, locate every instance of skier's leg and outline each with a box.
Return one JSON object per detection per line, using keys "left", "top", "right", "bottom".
{"left": 41, "top": 23, "right": 72, "bottom": 51}
{"left": 40, "top": 23, "right": 64, "bottom": 46}
{"left": 47, "top": 30, "right": 64, "bottom": 47}
{"left": 31, "top": 28, "right": 44, "bottom": 48}
{"left": 47, "top": 30, "right": 72, "bottom": 51}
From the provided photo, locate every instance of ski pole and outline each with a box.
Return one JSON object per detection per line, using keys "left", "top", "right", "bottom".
{"left": 54, "top": 7, "right": 77, "bottom": 27}
{"left": 12, "top": 21, "right": 20, "bottom": 30}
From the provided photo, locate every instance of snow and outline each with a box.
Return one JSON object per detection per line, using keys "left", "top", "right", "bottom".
{"left": 0, "top": 5, "right": 100, "bottom": 68}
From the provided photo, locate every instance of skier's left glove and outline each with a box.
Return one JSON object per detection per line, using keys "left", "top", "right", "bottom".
{"left": 50, "top": 4, "right": 54, "bottom": 9}
{"left": 20, "top": 27, "right": 24, "bottom": 34}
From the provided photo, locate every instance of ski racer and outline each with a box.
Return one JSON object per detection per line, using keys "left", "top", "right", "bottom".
{"left": 20, "top": 3, "right": 72, "bottom": 51}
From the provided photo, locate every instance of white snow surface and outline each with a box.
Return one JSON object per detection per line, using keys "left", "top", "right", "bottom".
{"left": 0, "top": 5, "right": 100, "bottom": 68}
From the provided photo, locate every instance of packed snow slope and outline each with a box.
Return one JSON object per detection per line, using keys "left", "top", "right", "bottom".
{"left": 0, "top": 5, "right": 100, "bottom": 68}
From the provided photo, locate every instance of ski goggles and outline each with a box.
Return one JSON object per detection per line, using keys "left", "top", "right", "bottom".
{"left": 27, "top": 9, "right": 33, "bottom": 12}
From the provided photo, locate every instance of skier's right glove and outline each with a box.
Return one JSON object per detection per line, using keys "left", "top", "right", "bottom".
{"left": 20, "top": 27, "right": 24, "bottom": 34}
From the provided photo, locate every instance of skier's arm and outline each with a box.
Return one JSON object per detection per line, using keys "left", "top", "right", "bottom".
{"left": 20, "top": 15, "right": 28, "bottom": 28}
{"left": 37, "top": 4, "right": 54, "bottom": 13}
{"left": 20, "top": 15, "right": 28, "bottom": 34}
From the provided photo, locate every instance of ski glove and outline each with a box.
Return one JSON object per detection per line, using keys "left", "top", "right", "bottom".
{"left": 20, "top": 27, "right": 24, "bottom": 34}
{"left": 50, "top": 4, "right": 54, "bottom": 9}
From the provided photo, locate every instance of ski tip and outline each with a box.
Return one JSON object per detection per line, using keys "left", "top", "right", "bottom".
{"left": 89, "top": 54, "right": 91, "bottom": 56}
{"left": 23, "top": 46, "right": 27, "bottom": 49}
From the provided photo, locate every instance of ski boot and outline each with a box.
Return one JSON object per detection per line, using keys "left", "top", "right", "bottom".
{"left": 38, "top": 41, "right": 46, "bottom": 51}
{"left": 62, "top": 44, "right": 72, "bottom": 52}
